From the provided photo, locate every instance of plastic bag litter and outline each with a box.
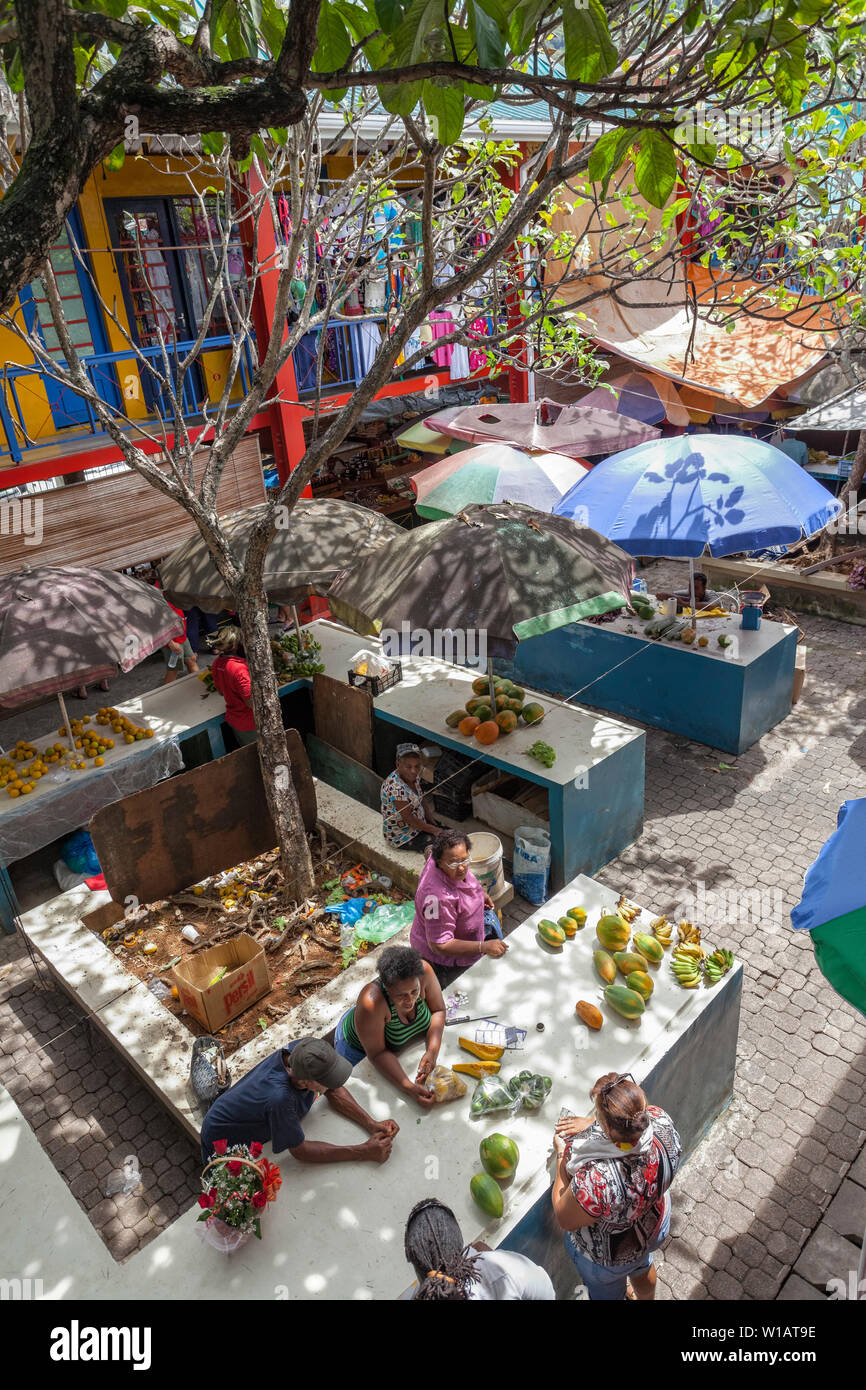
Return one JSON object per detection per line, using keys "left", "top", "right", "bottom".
{"left": 61, "top": 828, "right": 101, "bottom": 876}
{"left": 104, "top": 1154, "right": 141, "bottom": 1197}
{"left": 354, "top": 901, "right": 414, "bottom": 945}
{"left": 427, "top": 1066, "right": 467, "bottom": 1103}
{"left": 147, "top": 978, "right": 171, "bottom": 1002}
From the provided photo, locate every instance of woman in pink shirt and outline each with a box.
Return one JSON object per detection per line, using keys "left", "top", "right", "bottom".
{"left": 410, "top": 830, "right": 508, "bottom": 987}
{"left": 208, "top": 626, "right": 257, "bottom": 746}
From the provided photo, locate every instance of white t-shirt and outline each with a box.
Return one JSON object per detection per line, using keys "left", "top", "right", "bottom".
{"left": 465, "top": 1250, "right": 555, "bottom": 1301}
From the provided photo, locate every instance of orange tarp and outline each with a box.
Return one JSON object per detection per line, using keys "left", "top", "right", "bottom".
{"left": 566, "top": 266, "right": 837, "bottom": 409}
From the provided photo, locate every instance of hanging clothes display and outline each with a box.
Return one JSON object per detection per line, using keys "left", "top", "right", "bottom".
{"left": 450, "top": 341, "right": 470, "bottom": 381}
{"left": 429, "top": 309, "right": 456, "bottom": 367}
{"left": 350, "top": 319, "right": 382, "bottom": 377}
{"left": 468, "top": 316, "right": 491, "bottom": 374}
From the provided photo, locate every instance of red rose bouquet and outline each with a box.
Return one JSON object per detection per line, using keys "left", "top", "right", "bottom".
{"left": 198, "top": 1142, "right": 281, "bottom": 1244}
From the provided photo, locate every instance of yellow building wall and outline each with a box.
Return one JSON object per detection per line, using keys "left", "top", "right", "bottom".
{"left": 1, "top": 153, "right": 247, "bottom": 459}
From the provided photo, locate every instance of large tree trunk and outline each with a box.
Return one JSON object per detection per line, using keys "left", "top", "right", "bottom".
{"left": 234, "top": 588, "right": 316, "bottom": 901}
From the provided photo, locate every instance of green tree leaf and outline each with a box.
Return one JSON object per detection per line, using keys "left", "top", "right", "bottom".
{"left": 313, "top": 2, "right": 353, "bottom": 71}
{"left": 470, "top": 0, "right": 505, "bottom": 68}
{"left": 379, "top": 79, "right": 422, "bottom": 115}
{"left": 201, "top": 131, "right": 226, "bottom": 157}
{"left": 374, "top": 0, "right": 406, "bottom": 33}
{"left": 633, "top": 130, "right": 677, "bottom": 208}
{"left": 563, "top": 0, "right": 618, "bottom": 83}
{"left": 422, "top": 80, "right": 465, "bottom": 144}
{"left": 104, "top": 143, "right": 126, "bottom": 172}
{"left": 587, "top": 126, "right": 634, "bottom": 186}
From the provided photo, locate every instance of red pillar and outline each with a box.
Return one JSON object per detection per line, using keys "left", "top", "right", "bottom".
{"left": 241, "top": 167, "right": 309, "bottom": 488}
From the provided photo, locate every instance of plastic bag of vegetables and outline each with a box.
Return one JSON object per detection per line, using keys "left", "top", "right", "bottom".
{"left": 470, "top": 1070, "right": 553, "bottom": 1116}
{"left": 470, "top": 1073, "right": 517, "bottom": 1116}
{"left": 427, "top": 1066, "right": 468, "bottom": 1103}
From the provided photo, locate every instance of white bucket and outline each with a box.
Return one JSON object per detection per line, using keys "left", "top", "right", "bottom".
{"left": 468, "top": 831, "right": 505, "bottom": 896}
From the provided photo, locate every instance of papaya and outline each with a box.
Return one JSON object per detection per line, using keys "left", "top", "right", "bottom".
{"left": 474, "top": 720, "right": 500, "bottom": 745}
{"left": 453, "top": 1061, "right": 501, "bottom": 1078}
{"left": 508, "top": 686, "right": 525, "bottom": 701}
{"left": 465, "top": 696, "right": 490, "bottom": 715}
{"left": 472, "top": 676, "right": 492, "bottom": 694}
{"left": 567, "top": 906, "right": 587, "bottom": 928}
{"left": 596, "top": 913, "right": 631, "bottom": 952}
{"left": 495, "top": 710, "right": 518, "bottom": 734}
{"left": 593, "top": 949, "right": 617, "bottom": 984}
{"left": 459, "top": 1037, "right": 504, "bottom": 1061}
{"left": 495, "top": 693, "right": 511, "bottom": 711}
{"left": 470, "top": 1172, "right": 504, "bottom": 1219}
{"left": 538, "top": 918, "right": 566, "bottom": 948}
{"left": 480, "top": 1133, "right": 519, "bottom": 1180}
{"left": 558, "top": 915, "right": 575, "bottom": 935}
{"left": 445, "top": 709, "right": 466, "bottom": 728}
{"left": 506, "top": 697, "right": 525, "bottom": 713}
{"left": 472, "top": 704, "right": 493, "bottom": 723}
{"left": 613, "top": 951, "right": 647, "bottom": 977}
{"left": 604, "top": 984, "right": 646, "bottom": 1020}
{"left": 632, "top": 932, "right": 664, "bottom": 965}
{"left": 576, "top": 1001, "right": 604, "bottom": 1030}
{"left": 458, "top": 715, "right": 480, "bottom": 737}
{"left": 521, "top": 702, "right": 545, "bottom": 725}
{"left": 626, "top": 970, "right": 654, "bottom": 1001}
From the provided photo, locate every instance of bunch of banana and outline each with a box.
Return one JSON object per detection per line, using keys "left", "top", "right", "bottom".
{"left": 704, "top": 948, "right": 735, "bottom": 985}
{"left": 673, "top": 941, "right": 706, "bottom": 964}
{"left": 670, "top": 952, "right": 702, "bottom": 988}
{"left": 678, "top": 919, "right": 702, "bottom": 946}
{"left": 650, "top": 915, "right": 673, "bottom": 947}
{"left": 616, "top": 894, "right": 641, "bottom": 924}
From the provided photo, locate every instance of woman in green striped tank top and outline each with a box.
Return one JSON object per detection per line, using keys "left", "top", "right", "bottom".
{"left": 335, "top": 946, "right": 447, "bottom": 1109}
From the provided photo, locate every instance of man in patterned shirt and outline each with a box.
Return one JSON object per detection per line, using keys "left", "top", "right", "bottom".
{"left": 380, "top": 744, "right": 441, "bottom": 851}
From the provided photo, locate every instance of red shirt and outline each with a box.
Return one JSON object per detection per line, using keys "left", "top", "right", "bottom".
{"left": 211, "top": 654, "right": 255, "bottom": 730}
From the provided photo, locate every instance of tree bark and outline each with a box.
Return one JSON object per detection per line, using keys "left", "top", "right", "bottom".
{"left": 234, "top": 587, "right": 316, "bottom": 902}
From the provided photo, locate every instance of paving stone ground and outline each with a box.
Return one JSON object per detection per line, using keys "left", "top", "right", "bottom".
{"left": 1, "top": 560, "right": 865, "bottom": 1288}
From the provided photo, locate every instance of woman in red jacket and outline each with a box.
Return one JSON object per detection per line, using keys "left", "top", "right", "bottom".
{"left": 209, "top": 626, "right": 257, "bottom": 745}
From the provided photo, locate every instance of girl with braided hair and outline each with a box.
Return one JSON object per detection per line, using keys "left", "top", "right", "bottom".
{"left": 550, "top": 1072, "right": 681, "bottom": 1302}
{"left": 404, "top": 1199, "right": 554, "bottom": 1300}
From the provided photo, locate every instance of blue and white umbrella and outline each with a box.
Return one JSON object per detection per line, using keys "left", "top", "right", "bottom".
{"left": 554, "top": 433, "right": 842, "bottom": 612}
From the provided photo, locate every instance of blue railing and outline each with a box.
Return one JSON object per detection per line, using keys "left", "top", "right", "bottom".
{"left": 293, "top": 317, "right": 379, "bottom": 395}
{"left": 0, "top": 334, "right": 256, "bottom": 463}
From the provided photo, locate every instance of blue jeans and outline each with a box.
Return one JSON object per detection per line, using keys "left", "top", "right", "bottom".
{"left": 333, "top": 1010, "right": 366, "bottom": 1068}
{"left": 566, "top": 1199, "right": 671, "bottom": 1301}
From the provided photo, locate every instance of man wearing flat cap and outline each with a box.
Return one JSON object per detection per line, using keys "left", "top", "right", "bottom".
{"left": 201, "top": 1037, "right": 398, "bottom": 1165}
{"left": 381, "top": 743, "right": 441, "bottom": 852}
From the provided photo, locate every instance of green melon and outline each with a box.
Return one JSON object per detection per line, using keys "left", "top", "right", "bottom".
{"left": 470, "top": 1172, "right": 504, "bottom": 1218}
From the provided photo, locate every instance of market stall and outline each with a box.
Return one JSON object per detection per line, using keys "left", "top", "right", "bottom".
{"left": 303, "top": 620, "right": 645, "bottom": 892}
{"left": 13, "top": 870, "right": 740, "bottom": 1300}
{"left": 502, "top": 594, "right": 799, "bottom": 755}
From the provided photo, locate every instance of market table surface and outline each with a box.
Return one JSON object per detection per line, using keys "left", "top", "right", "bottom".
{"left": 502, "top": 598, "right": 798, "bottom": 756}
{"left": 8, "top": 871, "right": 740, "bottom": 1300}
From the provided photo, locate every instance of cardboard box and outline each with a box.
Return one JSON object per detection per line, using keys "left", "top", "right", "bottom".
{"left": 172, "top": 934, "right": 270, "bottom": 1032}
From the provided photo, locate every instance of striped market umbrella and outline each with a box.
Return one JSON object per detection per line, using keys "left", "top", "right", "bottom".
{"left": 791, "top": 798, "right": 866, "bottom": 1019}
{"left": 412, "top": 444, "right": 590, "bottom": 520}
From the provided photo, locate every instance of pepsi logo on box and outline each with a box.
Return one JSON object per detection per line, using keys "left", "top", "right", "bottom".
{"left": 172, "top": 933, "right": 270, "bottom": 1031}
